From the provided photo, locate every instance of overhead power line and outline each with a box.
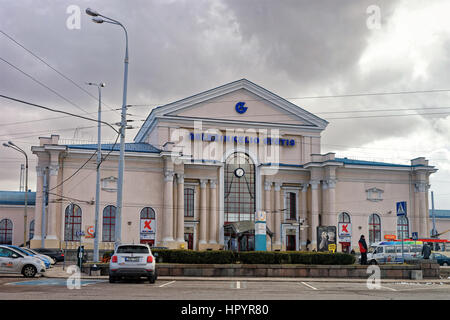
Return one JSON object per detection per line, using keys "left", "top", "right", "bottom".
{"left": 0, "top": 29, "right": 119, "bottom": 115}
{"left": 0, "top": 56, "right": 90, "bottom": 114}
{"left": 0, "top": 94, "right": 119, "bottom": 134}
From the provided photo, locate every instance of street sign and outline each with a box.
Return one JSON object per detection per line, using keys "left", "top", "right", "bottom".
{"left": 396, "top": 201, "right": 407, "bottom": 216}
{"left": 412, "top": 232, "right": 418, "bottom": 240}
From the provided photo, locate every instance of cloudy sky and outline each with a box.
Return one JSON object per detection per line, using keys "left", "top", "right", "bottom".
{"left": 2, "top": 0, "right": 450, "bottom": 208}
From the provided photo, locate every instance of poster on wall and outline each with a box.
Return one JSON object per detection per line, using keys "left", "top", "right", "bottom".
{"left": 317, "top": 226, "right": 337, "bottom": 252}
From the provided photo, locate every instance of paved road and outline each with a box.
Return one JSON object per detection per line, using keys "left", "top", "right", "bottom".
{"left": 0, "top": 275, "right": 449, "bottom": 300}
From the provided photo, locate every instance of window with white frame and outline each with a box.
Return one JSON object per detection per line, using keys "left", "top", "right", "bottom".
{"left": 285, "top": 191, "right": 297, "bottom": 220}
{"left": 184, "top": 187, "right": 195, "bottom": 217}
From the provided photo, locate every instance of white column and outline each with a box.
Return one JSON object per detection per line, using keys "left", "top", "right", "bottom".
{"left": 163, "top": 170, "right": 174, "bottom": 242}
{"left": 274, "top": 182, "right": 281, "bottom": 246}
{"left": 176, "top": 174, "right": 184, "bottom": 242}
{"left": 300, "top": 183, "right": 308, "bottom": 250}
{"left": 46, "top": 164, "right": 59, "bottom": 240}
{"left": 32, "top": 166, "right": 44, "bottom": 241}
{"left": 209, "top": 179, "right": 217, "bottom": 244}
{"left": 264, "top": 181, "right": 272, "bottom": 233}
{"left": 310, "top": 180, "right": 320, "bottom": 249}
{"left": 199, "top": 179, "right": 207, "bottom": 244}
{"left": 415, "top": 182, "right": 428, "bottom": 238}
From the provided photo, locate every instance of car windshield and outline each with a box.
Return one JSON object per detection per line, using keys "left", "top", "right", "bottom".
{"left": 116, "top": 246, "right": 149, "bottom": 254}
{"left": 23, "top": 248, "right": 36, "bottom": 255}
{"left": 11, "top": 247, "right": 30, "bottom": 256}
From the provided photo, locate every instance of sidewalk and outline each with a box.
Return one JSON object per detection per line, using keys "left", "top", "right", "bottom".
{"left": 45, "top": 265, "right": 450, "bottom": 284}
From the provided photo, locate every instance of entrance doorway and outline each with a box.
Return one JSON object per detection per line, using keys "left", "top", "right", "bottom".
{"left": 286, "top": 235, "right": 296, "bottom": 251}
{"left": 340, "top": 242, "right": 351, "bottom": 253}
{"left": 184, "top": 233, "right": 193, "bottom": 250}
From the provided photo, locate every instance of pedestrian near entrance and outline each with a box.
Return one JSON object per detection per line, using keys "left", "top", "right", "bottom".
{"left": 422, "top": 242, "right": 432, "bottom": 259}
{"left": 358, "top": 235, "right": 368, "bottom": 265}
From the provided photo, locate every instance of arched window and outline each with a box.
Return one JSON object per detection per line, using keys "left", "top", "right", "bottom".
{"left": 224, "top": 152, "right": 255, "bottom": 222}
{"left": 397, "top": 216, "right": 409, "bottom": 239}
{"left": 369, "top": 214, "right": 381, "bottom": 244}
{"left": 140, "top": 207, "right": 155, "bottom": 219}
{"left": 103, "top": 205, "right": 116, "bottom": 242}
{"left": 339, "top": 212, "right": 351, "bottom": 223}
{"left": 29, "top": 220, "right": 35, "bottom": 241}
{"left": 64, "top": 204, "right": 82, "bottom": 241}
{"left": 0, "top": 219, "right": 13, "bottom": 245}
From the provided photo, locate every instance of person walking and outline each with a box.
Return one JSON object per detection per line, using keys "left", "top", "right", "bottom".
{"left": 358, "top": 235, "right": 368, "bottom": 265}
{"left": 421, "top": 242, "right": 432, "bottom": 259}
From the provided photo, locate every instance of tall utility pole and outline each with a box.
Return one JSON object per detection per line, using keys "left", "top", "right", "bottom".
{"left": 87, "top": 82, "right": 105, "bottom": 262}
{"left": 86, "top": 8, "right": 129, "bottom": 247}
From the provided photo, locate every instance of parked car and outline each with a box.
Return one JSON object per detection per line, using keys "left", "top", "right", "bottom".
{"left": 109, "top": 244, "right": 157, "bottom": 284}
{"left": 32, "top": 248, "right": 65, "bottom": 263}
{"left": 366, "top": 241, "right": 424, "bottom": 265}
{"left": 20, "top": 247, "right": 55, "bottom": 265}
{"left": 0, "top": 245, "right": 46, "bottom": 277}
{"left": 430, "top": 252, "right": 450, "bottom": 266}
{"left": 6, "top": 245, "right": 51, "bottom": 269}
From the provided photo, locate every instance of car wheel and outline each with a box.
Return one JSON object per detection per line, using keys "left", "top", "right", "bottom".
{"left": 443, "top": 262, "right": 449, "bottom": 266}
{"left": 22, "top": 265, "right": 37, "bottom": 278}
{"left": 109, "top": 276, "right": 116, "bottom": 283}
{"left": 149, "top": 275, "right": 156, "bottom": 284}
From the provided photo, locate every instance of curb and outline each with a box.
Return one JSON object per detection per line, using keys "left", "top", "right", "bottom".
{"left": 43, "top": 273, "right": 450, "bottom": 284}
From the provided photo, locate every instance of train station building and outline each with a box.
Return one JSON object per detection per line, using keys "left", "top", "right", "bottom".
{"left": 1, "top": 79, "right": 439, "bottom": 252}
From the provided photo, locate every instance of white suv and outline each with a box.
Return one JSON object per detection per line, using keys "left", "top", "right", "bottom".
{"left": 0, "top": 245, "right": 46, "bottom": 277}
{"left": 109, "top": 244, "right": 157, "bottom": 283}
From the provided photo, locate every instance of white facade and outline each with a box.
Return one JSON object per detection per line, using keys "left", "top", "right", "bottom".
{"left": 26, "top": 79, "right": 437, "bottom": 252}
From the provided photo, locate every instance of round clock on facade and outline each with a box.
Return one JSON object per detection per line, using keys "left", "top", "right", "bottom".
{"left": 234, "top": 167, "right": 245, "bottom": 178}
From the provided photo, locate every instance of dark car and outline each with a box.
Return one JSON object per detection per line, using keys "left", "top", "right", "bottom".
{"left": 430, "top": 252, "right": 450, "bottom": 266}
{"left": 33, "top": 248, "right": 65, "bottom": 263}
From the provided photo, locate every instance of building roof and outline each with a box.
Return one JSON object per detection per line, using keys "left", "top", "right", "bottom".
{"left": 67, "top": 142, "right": 160, "bottom": 154}
{"left": 0, "top": 191, "right": 36, "bottom": 206}
{"left": 429, "top": 210, "right": 450, "bottom": 219}
{"left": 335, "top": 157, "right": 412, "bottom": 168}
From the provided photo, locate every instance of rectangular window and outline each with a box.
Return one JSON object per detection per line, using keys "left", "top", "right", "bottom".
{"left": 285, "top": 192, "right": 297, "bottom": 220}
{"left": 184, "top": 188, "right": 194, "bottom": 217}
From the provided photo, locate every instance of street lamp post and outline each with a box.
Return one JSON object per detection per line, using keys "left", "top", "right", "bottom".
{"left": 87, "top": 82, "right": 105, "bottom": 262}
{"left": 3, "top": 142, "right": 28, "bottom": 247}
{"left": 86, "top": 8, "right": 128, "bottom": 247}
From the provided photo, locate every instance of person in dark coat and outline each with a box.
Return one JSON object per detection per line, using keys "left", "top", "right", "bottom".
{"left": 358, "top": 235, "right": 368, "bottom": 265}
{"left": 421, "top": 242, "right": 432, "bottom": 259}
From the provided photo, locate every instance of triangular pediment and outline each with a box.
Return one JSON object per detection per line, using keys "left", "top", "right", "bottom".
{"left": 134, "top": 79, "right": 328, "bottom": 142}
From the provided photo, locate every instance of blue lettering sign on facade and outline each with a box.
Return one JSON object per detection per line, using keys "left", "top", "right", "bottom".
{"left": 189, "top": 133, "right": 295, "bottom": 146}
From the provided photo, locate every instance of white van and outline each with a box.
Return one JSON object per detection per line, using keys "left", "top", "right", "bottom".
{"left": 366, "top": 241, "right": 423, "bottom": 265}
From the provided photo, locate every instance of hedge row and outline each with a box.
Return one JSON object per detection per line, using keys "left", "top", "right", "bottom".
{"left": 151, "top": 249, "right": 355, "bottom": 265}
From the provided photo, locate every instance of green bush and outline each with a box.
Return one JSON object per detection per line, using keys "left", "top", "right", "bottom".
{"left": 152, "top": 249, "right": 235, "bottom": 264}
{"left": 151, "top": 249, "right": 355, "bottom": 265}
